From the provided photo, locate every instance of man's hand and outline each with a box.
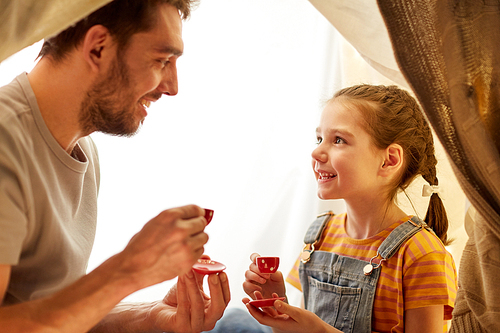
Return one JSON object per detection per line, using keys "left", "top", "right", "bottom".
{"left": 151, "top": 267, "right": 231, "bottom": 332}
{"left": 114, "top": 205, "right": 209, "bottom": 290}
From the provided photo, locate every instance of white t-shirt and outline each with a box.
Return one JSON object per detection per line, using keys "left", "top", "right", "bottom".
{"left": 0, "top": 73, "right": 100, "bottom": 305}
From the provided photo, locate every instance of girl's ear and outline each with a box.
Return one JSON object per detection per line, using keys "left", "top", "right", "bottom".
{"left": 81, "top": 25, "right": 113, "bottom": 72}
{"left": 380, "top": 143, "right": 404, "bottom": 177}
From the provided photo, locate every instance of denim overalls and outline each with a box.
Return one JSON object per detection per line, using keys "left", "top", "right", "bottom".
{"left": 299, "top": 212, "right": 432, "bottom": 333}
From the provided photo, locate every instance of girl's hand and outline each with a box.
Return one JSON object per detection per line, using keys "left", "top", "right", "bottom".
{"left": 242, "top": 253, "right": 286, "bottom": 300}
{"left": 242, "top": 297, "right": 341, "bottom": 333}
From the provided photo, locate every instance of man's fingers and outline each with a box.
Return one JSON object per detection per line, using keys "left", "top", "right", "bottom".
{"left": 204, "top": 274, "right": 224, "bottom": 322}
{"left": 166, "top": 204, "right": 205, "bottom": 221}
{"left": 186, "top": 231, "right": 209, "bottom": 250}
{"left": 184, "top": 270, "right": 205, "bottom": 332}
{"left": 175, "top": 277, "right": 191, "bottom": 325}
{"left": 219, "top": 272, "right": 231, "bottom": 306}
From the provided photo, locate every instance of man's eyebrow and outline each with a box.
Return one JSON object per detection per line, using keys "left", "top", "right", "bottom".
{"left": 155, "top": 46, "right": 183, "bottom": 57}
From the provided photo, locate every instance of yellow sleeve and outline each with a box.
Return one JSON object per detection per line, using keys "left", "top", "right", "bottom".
{"left": 285, "top": 256, "right": 302, "bottom": 292}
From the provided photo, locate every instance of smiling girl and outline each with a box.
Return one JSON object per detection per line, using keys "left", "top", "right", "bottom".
{"left": 240, "top": 85, "right": 457, "bottom": 333}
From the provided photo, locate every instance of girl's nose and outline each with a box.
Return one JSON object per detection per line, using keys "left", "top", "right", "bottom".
{"left": 311, "top": 145, "right": 327, "bottom": 163}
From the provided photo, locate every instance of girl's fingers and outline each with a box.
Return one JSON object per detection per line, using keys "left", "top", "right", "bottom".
{"left": 244, "top": 269, "right": 268, "bottom": 285}
{"left": 253, "top": 290, "right": 263, "bottom": 299}
{"left": 249, "top": 253, "right": 261, "bottom": 263}
{"left": 242, "top": 281, "right": 262, "bottom": 299}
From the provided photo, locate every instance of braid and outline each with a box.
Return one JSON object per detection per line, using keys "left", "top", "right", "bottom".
{"left": 334, "top": 84, "right": 451, "bottom": 245}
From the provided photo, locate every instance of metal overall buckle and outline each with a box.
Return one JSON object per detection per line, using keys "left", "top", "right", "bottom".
{"left": 300, "top": 241, "right": 317, "bottom": 263}
{"left": 363, "top": 252, "right": 386, "bottom": 276}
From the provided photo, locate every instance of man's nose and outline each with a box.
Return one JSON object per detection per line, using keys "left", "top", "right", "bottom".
{"left": 158, "top": 67, "right": 178, "bottom": 96}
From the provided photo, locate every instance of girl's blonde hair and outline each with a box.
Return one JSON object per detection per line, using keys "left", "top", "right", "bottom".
{"left": 333, "top": 84, "right": 450, "bottom": 245}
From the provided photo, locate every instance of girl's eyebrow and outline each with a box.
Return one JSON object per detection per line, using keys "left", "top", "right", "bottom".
{"left": 316, "top": 127, "right": 354, "bottom": 138}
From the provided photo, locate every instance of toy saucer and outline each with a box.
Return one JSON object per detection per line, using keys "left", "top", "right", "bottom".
{"left": 192, "top": 259, "right": 226, "bottom": 274}
{"left": 249, "top": 297, "right": 286, "bottom": 308}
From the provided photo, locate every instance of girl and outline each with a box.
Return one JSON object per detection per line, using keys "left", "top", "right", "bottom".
{"left": 242, "top": 85, "right": 457, "bottom": 333}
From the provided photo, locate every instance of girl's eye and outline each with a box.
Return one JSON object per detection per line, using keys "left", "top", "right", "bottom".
{"left": 316, "top": 137, "right": 323, "bottom": 145}
{"left": 334, "top": 137, "right": 345, "bottom": 144}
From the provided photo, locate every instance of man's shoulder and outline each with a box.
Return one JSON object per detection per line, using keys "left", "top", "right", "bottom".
{"left": 0, "top": 73, "right": 31, "bottom": 126}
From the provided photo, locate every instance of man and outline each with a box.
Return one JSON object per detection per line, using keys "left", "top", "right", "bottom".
{"left": 0, "top": 0, "right": 230, "bottom": 332}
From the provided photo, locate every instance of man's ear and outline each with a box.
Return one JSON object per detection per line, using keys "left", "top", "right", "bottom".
{"left": 81, "top": 25, "right": 113, "bottom": 72}
{"left": 379, "top": 143, "right": 404, "bottom": 177}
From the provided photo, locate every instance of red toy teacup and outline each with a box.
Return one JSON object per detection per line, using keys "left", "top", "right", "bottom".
{"left": 257, "top": 256, "right": 280, "bottom": 273}
{"left": 204, "top": 209, "right": 214, "bottom": 225}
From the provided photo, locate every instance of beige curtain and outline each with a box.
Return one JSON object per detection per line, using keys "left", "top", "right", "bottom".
{"left": 376, "top": 1, "right": 500, "bottom": 332}
{"left": 0, "top": 0, "right": 112, "bottom": 62}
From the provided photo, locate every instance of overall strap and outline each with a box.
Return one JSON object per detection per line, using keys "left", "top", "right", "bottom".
{"left": 300, "top": 211, "right": 333, "bottom": 263}
{"left": 363, "top": 216, "right": 430, "bottom": 276}
{"left": 378, "top": 216, "right": 430, "bottom": 260}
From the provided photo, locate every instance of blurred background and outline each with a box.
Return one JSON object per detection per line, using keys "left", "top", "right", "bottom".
{"left": 0, "top": 0, "right": 467, "bottom": 309}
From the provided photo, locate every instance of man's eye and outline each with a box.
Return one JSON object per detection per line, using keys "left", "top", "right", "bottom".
{"left": 158, "top": 59, "right": 169, "bottom": 67}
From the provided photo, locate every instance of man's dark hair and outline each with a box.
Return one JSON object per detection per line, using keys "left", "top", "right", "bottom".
{"left": 38, "top": 0, "right": 198, "bottom": 62}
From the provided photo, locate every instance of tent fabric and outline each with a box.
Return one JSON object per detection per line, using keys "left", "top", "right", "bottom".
{"left": 0, "top": 0, "right": 112, "bottom": 62}
{"left": 375, "top": 1, "right": 500, "bottom": 331}
{"left": 307, "top": 0, "right": 409, "bottom": 89}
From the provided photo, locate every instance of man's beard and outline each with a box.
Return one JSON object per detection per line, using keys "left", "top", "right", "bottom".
{"left": 79, "top": 56, "right": 143, "bottom": 137}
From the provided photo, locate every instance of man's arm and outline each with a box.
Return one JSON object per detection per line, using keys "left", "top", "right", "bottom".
{"left": 0, "top": 254, "right": 144, "bottom": 332}
{"left": 89, "top": 271, "right": 231, "bottom": 333}
{"left": 0, "top": 205, "right": 209, "bottom": 333}
{"left": 0, "top": 264, "right": 10, "bottom": 306}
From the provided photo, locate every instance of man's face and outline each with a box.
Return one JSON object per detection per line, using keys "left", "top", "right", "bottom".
{"left": 80, "top": 4, "right": 184, "bottom": 136}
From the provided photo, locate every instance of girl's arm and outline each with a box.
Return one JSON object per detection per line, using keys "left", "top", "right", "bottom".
{"left": 244, "top": 298, "right": 342, "bottom": 333}
{"left": 404, "top": 305, "right": 443, "bottom": 333}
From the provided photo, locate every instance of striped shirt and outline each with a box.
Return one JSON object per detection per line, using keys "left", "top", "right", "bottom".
{"left": 286, "top": 213, "right": 457, "bottom": 333}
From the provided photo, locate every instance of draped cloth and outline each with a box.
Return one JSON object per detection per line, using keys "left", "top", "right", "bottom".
{"left": 0, "top": 0, "right": 112, "bottom": 62}
{"left": 375, "top": 1, "right": 500, "bottom": 332}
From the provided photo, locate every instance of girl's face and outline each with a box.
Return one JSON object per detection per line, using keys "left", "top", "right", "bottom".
{"left": 311, "top": 99, "right": 386, "bottom": 201}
